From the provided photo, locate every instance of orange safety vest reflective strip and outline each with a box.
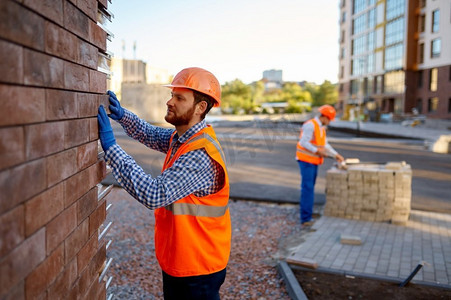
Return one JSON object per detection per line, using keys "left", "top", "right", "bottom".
{"left": 296, "top": 118, "right": 326, "bottom": 165}
{"left": 154, "top": 125, "right": 231, "bottom": 277}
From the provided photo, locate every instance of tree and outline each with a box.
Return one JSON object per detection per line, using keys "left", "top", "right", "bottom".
{"left": 221, "top": 79, "right": 252, "bottom": 114}
{"left": 314, "top": 80, "right": 338, "bottom": 106}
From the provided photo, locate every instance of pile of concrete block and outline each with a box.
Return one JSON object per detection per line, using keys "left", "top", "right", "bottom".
{"left": 324, "top": 161, "right": 412, "bottom": 225}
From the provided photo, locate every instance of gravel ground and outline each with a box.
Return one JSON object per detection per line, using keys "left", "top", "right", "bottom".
{"left": 105, "top": 188, "right": 306, "bottom": 299}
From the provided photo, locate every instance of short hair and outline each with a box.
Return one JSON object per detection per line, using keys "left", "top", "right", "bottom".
{"left": 193, "top": 90, "right": 215, "bottom": 119}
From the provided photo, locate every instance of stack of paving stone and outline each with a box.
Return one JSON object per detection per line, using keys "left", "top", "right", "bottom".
{"left": 324, "top": 161, "right": 412, "bottom": 225}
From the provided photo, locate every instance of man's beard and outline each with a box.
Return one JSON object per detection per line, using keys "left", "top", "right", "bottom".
{"left": 165, "top": 105, "right": 196, "bottom": 126}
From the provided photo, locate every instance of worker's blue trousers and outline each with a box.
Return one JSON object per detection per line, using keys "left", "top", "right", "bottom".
{"left": 298, "top": 160, "right": 318, "bottom": 223}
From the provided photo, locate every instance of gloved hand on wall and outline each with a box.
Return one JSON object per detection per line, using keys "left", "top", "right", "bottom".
{"left": 107, "top": 90, "right": 124, "bottom": 120}
{"left": 97, "top": 105, "right": 116, "bottom": 151}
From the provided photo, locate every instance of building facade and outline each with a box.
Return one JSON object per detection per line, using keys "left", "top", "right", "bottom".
{"left": 338, "top": 0, "right": 451, "bottom": 120}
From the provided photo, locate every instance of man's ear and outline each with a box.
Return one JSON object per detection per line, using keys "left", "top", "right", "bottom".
{"left": 196, "top": 101, "right": 207, "bottom": 115}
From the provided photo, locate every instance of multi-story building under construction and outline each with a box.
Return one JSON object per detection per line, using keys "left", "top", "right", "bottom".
{"left": 338, "top": 0, "right": 451, "bottom": 120}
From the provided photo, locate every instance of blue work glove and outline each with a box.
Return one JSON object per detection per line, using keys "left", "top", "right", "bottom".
{"left": 97, "top": 105, "right": 116, "bottom": 151}
{"left": 107, "top": 90, "right": 124, "bottom": 120}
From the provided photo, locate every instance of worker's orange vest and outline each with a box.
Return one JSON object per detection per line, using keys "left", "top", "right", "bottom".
{"left": 296, "top": 118, "right": 326, "bottom": 165}
{"left": 154, "top": 126, "right": 231, "bottom": 277}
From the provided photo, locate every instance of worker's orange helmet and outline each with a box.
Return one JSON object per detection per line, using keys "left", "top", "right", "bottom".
{"left": 163, "top": 67, "right": 221, "bottom": 107}
{"left": 318, "top": 105, "right": 336, "bottom": 121}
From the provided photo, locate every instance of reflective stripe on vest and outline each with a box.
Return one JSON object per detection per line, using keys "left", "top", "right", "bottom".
{"left": 165, "top": 202, "right": 228, "bottom": 217}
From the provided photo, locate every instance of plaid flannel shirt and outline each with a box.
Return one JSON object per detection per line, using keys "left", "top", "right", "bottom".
{"left": 105, "top": 110, "right": 224, "bottom": 210}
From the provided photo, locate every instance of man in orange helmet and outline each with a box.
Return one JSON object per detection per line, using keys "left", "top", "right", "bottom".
{"left": 296, "top": 105, "right": 344, "bottom": 228}
{"left": 97, "top": 67, "right": 231, "bottom": 299}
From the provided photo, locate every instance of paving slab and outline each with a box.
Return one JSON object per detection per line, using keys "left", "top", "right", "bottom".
{"left": 287, "top": 210, "right": 451, "bottom": 287}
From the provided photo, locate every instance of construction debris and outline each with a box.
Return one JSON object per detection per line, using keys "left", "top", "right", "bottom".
{"left": 340, "top": 234, "right": 362, "bottom": 245}
{"left": 324, "top": 161, "right": 412, "bottom": 225}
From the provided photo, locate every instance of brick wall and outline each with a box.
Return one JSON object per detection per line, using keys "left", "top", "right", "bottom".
{"left": 0, "top": 0, "right": 111, "bottom": 299}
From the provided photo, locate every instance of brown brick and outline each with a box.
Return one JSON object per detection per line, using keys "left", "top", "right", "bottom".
{"left": 25, "top": 182, "right": 64, "bottom": 237}
{"left": 0, "top": 228, "right": 45, "bottom": 298}
{"left": 64, "top": 168, "right": 92, "bottom": 208}
{"left": 0, "top": 205, "right": 25, "bottom": 258}
{"left": 78, "top": 0, "right": 97, "bottom": 21}
{"left": 0, "top": 85, "right": 45, "bottom": 126}
{"left": 89, "top": 200, "right": 106, "bottom": 237}
{"left": 77, "top": 93, "right": 99, "bottom": 118}
{"left": 0, "top": 126, "right": 25, "bottom": 169}
{"left": 0, "top": 39, "right": 23, "bottom": 84}
{"left": 89, "top": 20, "right": 107, "bottom": 52}
{"left": 64, "top": 61, "right": 89, "bottom": 91}
{"left": 98, "top": 94, "right": 109, "bottom": 111}
{"left": 23, "top": 0, "right": 64, "bottom": 26}
{"left": 77, "top": 141, "right": 98, "bottom": 171}
{"left": 46, "top": 148, "right": 78, "bottom": 188}
{"left": 77, "top": 233, "right": 98, "bottom": 274}
{"left": 45, "top": 21, "right": 79, "bottom": 62}
{"left": 47, "top": 259, "right": 77, "bottom": 298}
{"left": 64, "top": 119, "right": 90, "bottom": 149}
{"left": 0, "top": 159, "right": 46, "bottom": 214}
{"left": 64, "top": 1, "right": 89, "bottom": 40}
{"left": 0, "top": 1, "right": 45, "bottom": 50}
{"left": 90, "top": 70, "right": 107, "bottom": 94}
{"left": 46, "top": 89, "right": 78, "bottom": 121}
{"left": 89, "top": 160, "right": 107, "bottom": 186}
{"left": 77, "top": 188, "right": 97, "bottom": 224}
{"left": 46, "top": 203, "right": 77, "bottom": 255}
{"left": 65, "top": 219, "right": 89, "bottom": 264}
{"left": 79, "top": 40, "right": 98, "bottom": 69}
{"left": 25, "top": 243, "right": 64, "bottom": 299}
{"left": 2, "top": 281, "right": 25, "bottom": 300}
{"left": 89, "top": 117, "right": 99, "bottom": 141}
{"left": 74, "top": 245, "right": 106, "bottom": 299}
{"left": 23, "top": 49, "right": 64, "bottom": 88}
{"left": 24, "top": 121, "right": 65, "bottom": 160}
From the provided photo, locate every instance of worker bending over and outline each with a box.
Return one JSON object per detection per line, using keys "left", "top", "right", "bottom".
{"left": 97, "top": 67, "right": 231, "bottom": 299}
{"left": 296, "top": 105, "right": 344, "bottom": 227}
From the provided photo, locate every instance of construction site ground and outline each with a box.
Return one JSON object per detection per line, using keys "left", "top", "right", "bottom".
{"left": 103, "top": 117, "right": 451, "bottom": 298}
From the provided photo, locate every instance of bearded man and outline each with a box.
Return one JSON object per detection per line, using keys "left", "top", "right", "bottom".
{"left": 97, "top": 68, "right": 231, "bottom": 300}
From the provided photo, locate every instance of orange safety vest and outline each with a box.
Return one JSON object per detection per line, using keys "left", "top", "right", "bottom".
{"left": 296, "top": 118, "right": 326, "bottom": 165}
{"left": 154, "top": 125, "right": 231, "bottom": 277}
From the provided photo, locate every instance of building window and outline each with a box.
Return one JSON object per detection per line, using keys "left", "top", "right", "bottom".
{"left": 386, "top": 0, "right": 406, "bottom": 21}
{"left": 367, "top": 54, "right": 374, "bottom": 73}
{"left": 384, "top": 71, "right": 405, "bottom": 94}
{"left": 376, "top": 75, "right": 383, "bottom": 93}
{"left": 418, "top": 70, "right": 423, "bottom": 88}
{"left": 350, "top": 79, "right": 360, "bottom": 95}
{"left": 430, "top": 68, "right": 438, "bottom": 91}
{"left": 339, "top": 83, "right": 344, "bottom": 92}
{"left": 431, "top": 38, "right": 441, "bottom": 58}
{"left": 417, "top": 99, "right": 423, "bottom": 114}
{"left": 368, "top": 8, "right": 376, "bottom": 28}
{"left": 432, "top": 9, "right": 440, "bottom": 32}
{"left": 419, "top": 43, "right": 424, "bottom": 63}
{"left": 419, "top": 14, "right": 425, "bottom": 32}
{"left": 353, "top": 14, "right": 367, "bottom": 35}
{"left": 342, "top": 11, "right": 346, "bottom": 23}
{"left": 386, "top": 17, "right": 405, "bottom": 46}
{"left": 352, "top": 58, "right": 365, "bottom": 76}
{"left": 385, "top": 44, "right": 404, "bottom": 70}
{"left": 353, "top": 0, "right": 366, "bottom": 14}
{"left": 352, "top": 35, "right": 366, "bottom": 56}
{"left": 367, "top": 31, "right": 375, "bottom": 51}
{"left": 428, "top": 97, "right": 438, "bottom": 113}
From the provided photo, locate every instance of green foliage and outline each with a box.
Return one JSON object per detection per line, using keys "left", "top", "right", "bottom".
{"left": 221, "top": 79, "right": 253, "bottom": 114}
{"left": 220, "top": 78, "right": 336, "bottom": 114}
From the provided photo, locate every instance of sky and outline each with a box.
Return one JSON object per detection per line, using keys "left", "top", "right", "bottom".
{"left": 106, "top": 0, "right": 339, "bottom": 85}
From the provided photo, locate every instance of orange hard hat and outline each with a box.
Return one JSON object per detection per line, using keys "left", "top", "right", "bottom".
{"left": 163, "top": 67, "right": 221, "bottom": 107}
{"left": 318, "top": 105, "right": 336, "bottom": 120}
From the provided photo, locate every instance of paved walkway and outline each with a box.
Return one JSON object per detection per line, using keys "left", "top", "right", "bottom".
{"left": 288, "top": 209, "right": 451, "bottom": 287}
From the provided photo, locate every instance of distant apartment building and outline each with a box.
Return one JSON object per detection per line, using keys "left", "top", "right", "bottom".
{"left": 338, "top": 0, "right": 451, "bottom": 120}
{"left": 262, "top": 69, "right": 283, "bottom": 90}
{"left": 108, "top": 58, "right": 171, "bottom": 123}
